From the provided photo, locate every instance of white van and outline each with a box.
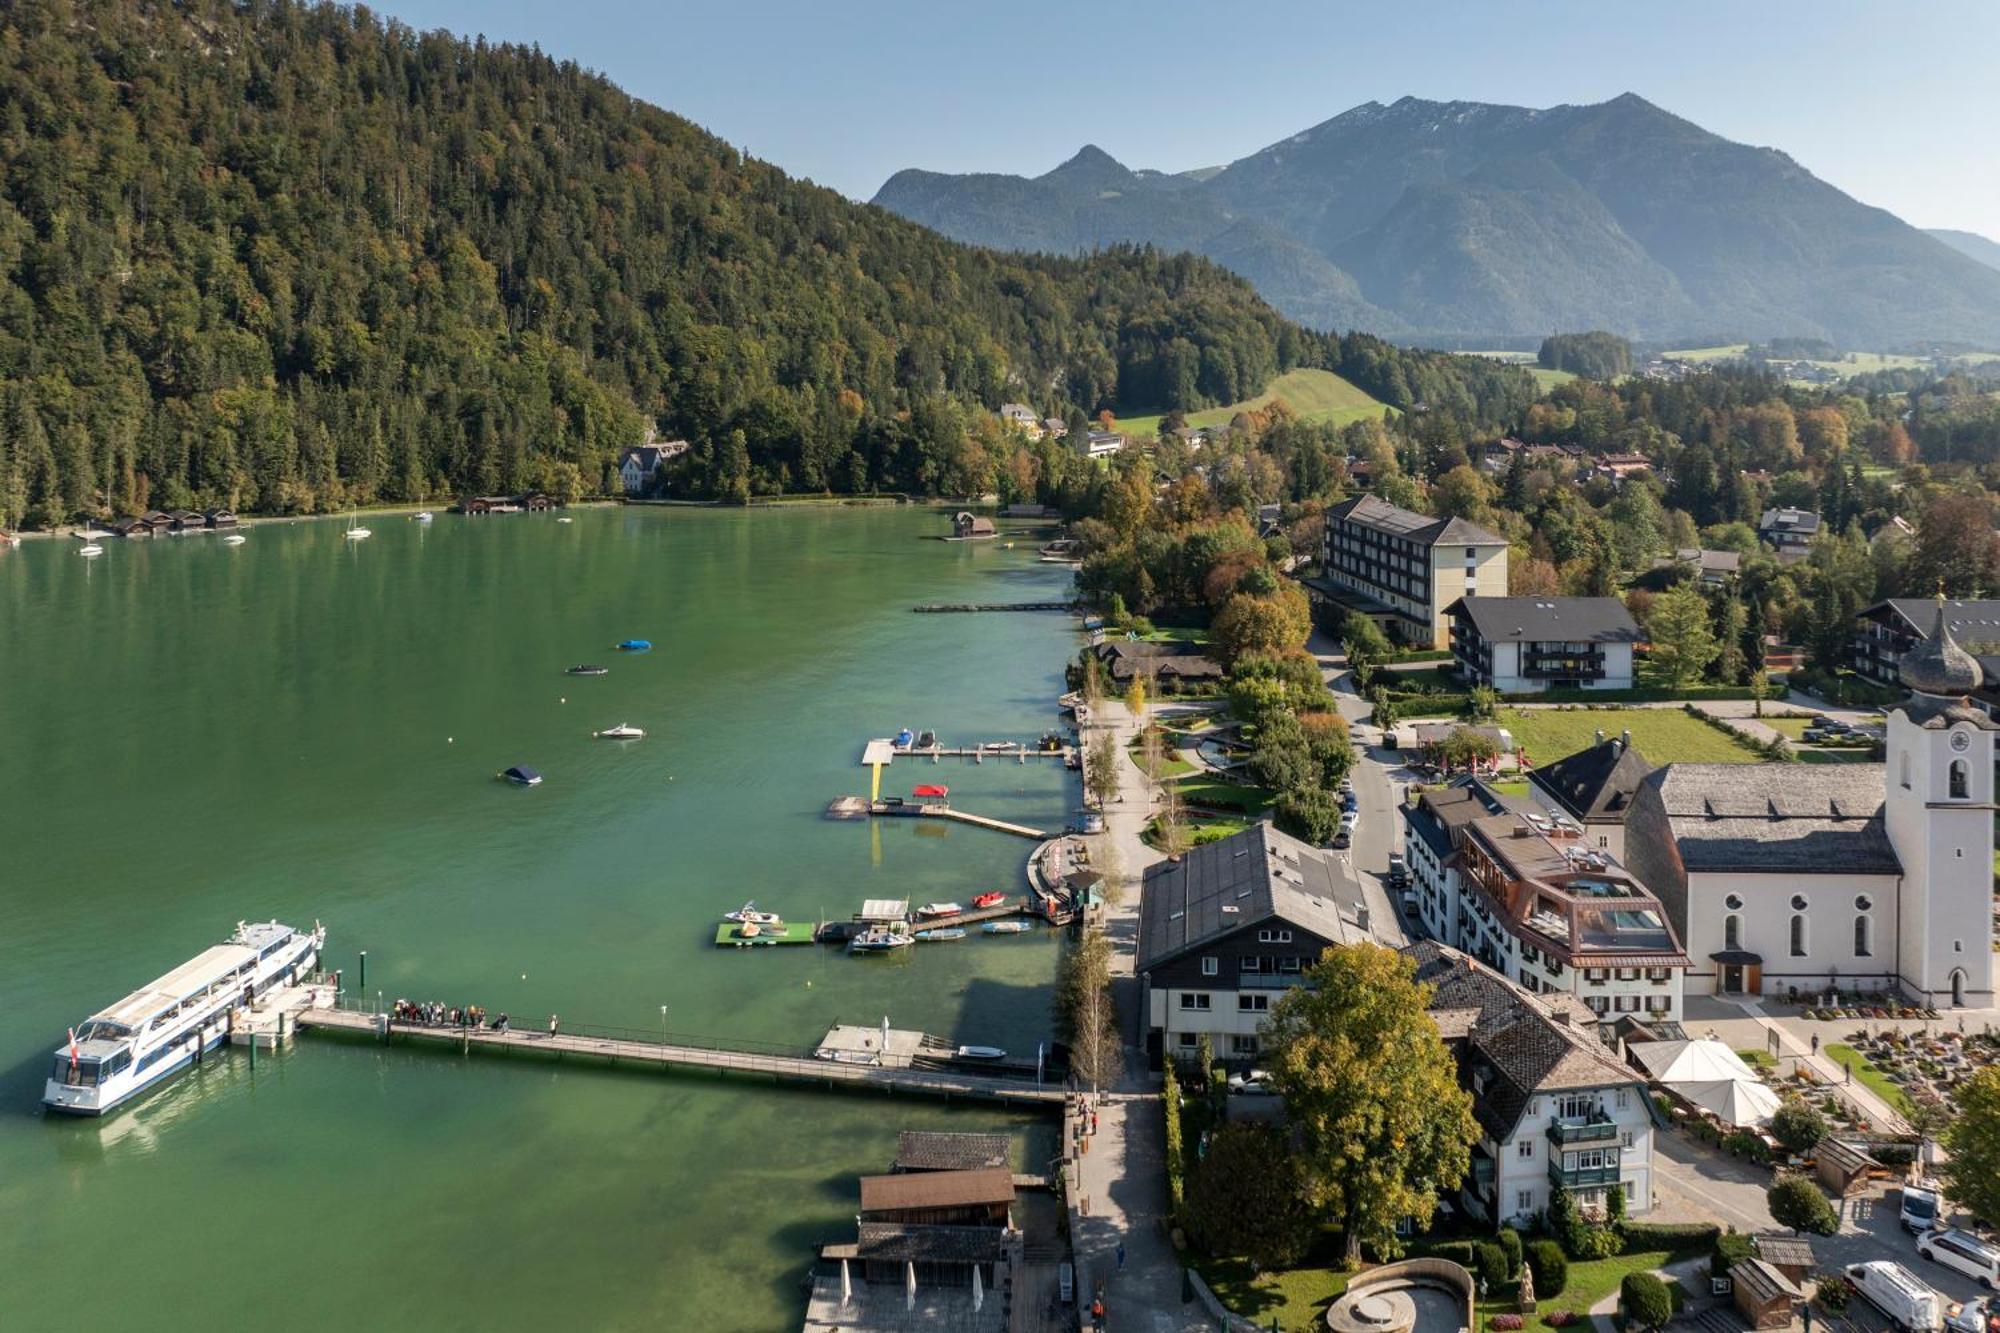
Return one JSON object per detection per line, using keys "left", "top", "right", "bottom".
{"left": 1905, "top": 1183, "right": 1945, "bottom": 1234}
{"left": 1848, "top": 1261, "right": 1944, "bottom": 1333}
{"left": 1920, "top": 1231, "right": 2000, "bottom": 1291}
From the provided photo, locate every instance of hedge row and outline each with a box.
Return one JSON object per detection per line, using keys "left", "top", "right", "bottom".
{"left": 1619, "top": 1221, "right": 1721, "bottom": 1251}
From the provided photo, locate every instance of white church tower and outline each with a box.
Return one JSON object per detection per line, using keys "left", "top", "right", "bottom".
{"left": 1883, "top": 595, "right": 1997, "bottom": 1008}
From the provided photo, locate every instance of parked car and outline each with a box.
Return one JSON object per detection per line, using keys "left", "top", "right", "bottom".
{"left": 1905, "top": 1183, "right": 1945, "bottom": 1234}
{"left": 1332, "top": 829, "right": 1351, "bottom": 850}
{"left": 1339, "top": 809, "right": 1360, "bottom": 830}
{"left": 1919, "top": 1230, "right": 2000, "bottom": 1290}
{"left": 1227, "top": 1069, "right": 1274, "bottom": 1096}
{"left": 1945, "top": 1297, "right": 1999, "bottom": 1333}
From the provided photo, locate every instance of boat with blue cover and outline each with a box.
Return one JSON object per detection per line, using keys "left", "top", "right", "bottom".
{"left": 617, "top": 639, "right": 651, "bottom": 652}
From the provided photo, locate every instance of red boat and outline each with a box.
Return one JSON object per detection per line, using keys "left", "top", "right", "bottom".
{"left": 911, "top": 784, "right": 950, "bottom": 799}
{"left": 972, "top": 891, "right": 1006, "bottom": 909}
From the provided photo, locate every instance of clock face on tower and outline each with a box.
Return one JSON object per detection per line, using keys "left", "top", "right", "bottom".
{"left": 1951, "top": 731, "right": 1971, "bottom": 752}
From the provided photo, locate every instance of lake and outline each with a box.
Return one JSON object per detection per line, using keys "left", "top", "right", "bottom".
{"left": 0, "top": 505, "right": 1074, "bottom": 1330}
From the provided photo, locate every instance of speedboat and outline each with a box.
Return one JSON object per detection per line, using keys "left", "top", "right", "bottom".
{"left": 893, "top": 728, "right": 915, "bottom": 750}
{"left": 725, "top": 902, "right": 783, "bottom": 926}
{"left": 556, "top": 516, "right": 573, "bottom": 524}
{"left": 221, "top": 533, "right": 247, "bottom": 546}
{"left": 499, "top": 765, "right": 542, "bottom": 787}
{"left": 911, "top": 784, "right": 949, "bottom": 800}
{"left": 971, "top": 892, "right": 1006, "bottom": 910}
{"left": 45, "top": 920, "right": 326, "bottom": 1116}
{"left": 593, "top": 723, "right": 644, "bottom": 740}
{"left": 980, "top": 741, "right": 1018, "bottom": 752}
{"left": 955, "top": 1045, "right": 1005, "bottom": 1061}
{"left": 849, "top": 925, "right": 913, "bottom": 953}
{"left": 915, "top": 902, "right": 962, "bottom": 919}
{"left": 617, "top": 639, "right": 651, "bottom": 652}
{"left": 78, "top": 543, "right": 103, "bottom": 557}
{"left": 982, "top": 920, "right": 1032, "bottom": 935}
{"left": 411, "top": 511, "right": 434, "bottom": 522}
{"left": 566, "top": 665, "right": 609, "bottom": 676}
{"left": 913, "top": 928, "right": 967, "bottom": 942}
{"left": 915, "top": 730, "right": 937, "bottom": 749}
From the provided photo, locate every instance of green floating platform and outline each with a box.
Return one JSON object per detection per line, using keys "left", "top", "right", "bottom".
{"left": 714, "top": 920, "right": 816, "bottom": 948}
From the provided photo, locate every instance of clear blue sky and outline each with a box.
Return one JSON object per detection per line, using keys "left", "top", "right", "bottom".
{"left": 383, "top": 0, "right": 2000, "bottom": 237}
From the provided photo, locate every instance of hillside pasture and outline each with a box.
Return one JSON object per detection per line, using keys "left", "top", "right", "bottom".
{"left": 1118, "top": 368, "right": 1389, "bottom": 440}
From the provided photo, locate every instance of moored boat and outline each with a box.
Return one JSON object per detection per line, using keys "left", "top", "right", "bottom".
{"left": 982, "top": 920, "right": 1032, "bottom": 935}
{"left": 78, "top": 543, "right": 103, "bottom": 557}
{"left": 499, "top": 765, "right": 542, "bottom": 786}
{"left": 221, "top": 533, "right": 247, "bottom": 546}
{"left": 911, "top": 784, "right": 949, "bottom": 800}
{"left": 915, "top": 902, "right": 962, "bottom": 919}
{"left": 617, "top": 639, "right": 651, "bottom": 652}
{"left": 411, "top": 511, "right": 434, "bottom": 522}
{"left": 954, "top": 1045, "right": 1006, "bottom": 1061}
{"left": 44, "top": 919, "right": 326, "bottom": 1116}
{"left": 913, "top": 928, "right": 967, "bottom": 942}
{"left": 848, "top": 925, "right": 912, "bottom": 953}
{"left": 593, "top": 723, "right": 644, "bottom": 740}
{"left": 566, "top": 664, "right": 609, "bottom": 676}
{"left": 724, "top": 901, "right": 783, "bottom": 926}
{"left": 971, "top": 891, "right": 1006, "bottom": 910}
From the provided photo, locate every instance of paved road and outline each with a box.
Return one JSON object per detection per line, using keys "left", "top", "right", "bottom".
{"left": 1315, "top": 633, "right": 1409, "bottom": 945}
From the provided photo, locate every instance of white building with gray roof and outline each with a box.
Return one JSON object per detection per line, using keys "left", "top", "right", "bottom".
{"left": 1621, "top": 597, "right": 1996, "bottom": 1008}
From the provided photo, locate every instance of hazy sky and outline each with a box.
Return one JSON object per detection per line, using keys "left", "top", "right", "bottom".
{"left": 383, "top": 0, "right": 2000, "bottom": 237}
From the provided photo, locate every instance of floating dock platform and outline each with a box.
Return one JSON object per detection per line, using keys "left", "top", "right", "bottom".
{"left": 823, "top": 797, "right": 1048, "bottom": 840}
{"left": 714, "top": 921, "right": 817, "bottom": 948}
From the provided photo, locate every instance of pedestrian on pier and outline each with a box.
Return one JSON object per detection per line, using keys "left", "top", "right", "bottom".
{"left": 549, "top": 1014, "right": 559, "bottom": 1038}
{"left": 1115, "top": 1241, "right": 1125, "bottom": 1271}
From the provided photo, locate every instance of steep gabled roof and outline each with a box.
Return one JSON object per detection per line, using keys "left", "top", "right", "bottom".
{"left": 1138, "top": 822, "right": 1365, "bottom": 972}
{"left": 1639, "top": 763, "right": 1900, "bottom": 874}
{"left": 1531, "top": 737, "right": 1655, "bottom": 824}
{"left": 894, "top": 1131, "right": 1010, "bottom": 1173}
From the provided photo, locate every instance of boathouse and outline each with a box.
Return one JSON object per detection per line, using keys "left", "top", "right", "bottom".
{"left": 204, "top": 508, "right": 239, "bottom": 529}
{"left": 106, "top": 517, "right": 152, "bottom": 539}
{"left": 823, "top": 1223, "right": 1014, "bottom": 1291}
{"left": 952, "top": 512, "right": 996, "bottom": 540}
{"left": 893, "top": 1130, "right": 1010, "bottom": 1174}
{"left": 858, "top": 1167, "right": 1015, "bottom": 1228}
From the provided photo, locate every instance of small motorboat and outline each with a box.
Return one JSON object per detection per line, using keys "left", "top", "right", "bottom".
{"left": 566, "top": 665, "right": 609, "bottom": 676}
{"left": 617, "top": 639, "right": 652, "bottom": 652}
{"left": 593, "top": 723, "right": 645, "bottom": 740}
{"left": 982, "top": 920, "right": 1032, "bottom": 935}
{"left": 980, "top": 741, "right": 1018, "bottom": 752}
{"left": 499, "top": 765, "right": 543, "bottom": 787}
{"left": 915, "top": 902, "right": 962, "bottom": 919}
{"left": 725, "top": 901, "right": 783, "bottom": 926}
{"left": 915, "top": 730, "right": 937, "bottom": 749}
{"left": 556, "top": 516, "right": 573, "bottom": 524}
{"left": 893, "top": 728, "right": 915, "bottom": 750}
{"left": 221, "top": 533, "right": 247, "bottom": 546}
{"left": 955, "top": 1045, "right": 1006, "bottom": 1061}
{"left": 913, "top": 928, "right": 967, "bottom": 942}
{"left": 911, "top": 784, "right": 950, "bottom": 800}
{"left": 815, "top": 1047, "right": 882, "bottom": 1066}
{"left": 849, "top": 925, "right": 913, "bottom": 953}
{"left": 78, "top": 543, "right": 103, "bottom": 557}
{"left": 411, "top": 511, "right": 434, "bottom": 522}
{"left": 971, "top": 892, "right": 1007, "bottom": 910}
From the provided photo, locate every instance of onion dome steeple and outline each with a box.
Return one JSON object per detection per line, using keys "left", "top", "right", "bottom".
{"left": 1900, "top": 592, "right": 1983, "bottom": 700}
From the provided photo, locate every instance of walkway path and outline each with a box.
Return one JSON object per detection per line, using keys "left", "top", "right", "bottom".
{"left": 1723, "top": 999, "right": 1911, "bottom": 1133}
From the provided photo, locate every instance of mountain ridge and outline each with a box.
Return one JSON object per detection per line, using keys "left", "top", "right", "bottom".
{"left": 873, "top": 95, "right": 2000, "bottom": 348}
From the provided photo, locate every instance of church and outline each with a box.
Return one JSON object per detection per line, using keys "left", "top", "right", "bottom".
{"left": 1577, "top": 599, "right": 1995, "bottom": 1009}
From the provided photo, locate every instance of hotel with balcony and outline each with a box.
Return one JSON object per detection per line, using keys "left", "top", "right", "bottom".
{"left": 1306, "top": 495, "right": 1509, "bottom": 649}
{"left": 1405, "top": 780, "right": 1688, "bottom": 1025}
{"left": 1407, "top": 942, "right": 1660, "bottom": 1226}
{"left": 1446, "top": 596, "right": 1640, "bottom": 694}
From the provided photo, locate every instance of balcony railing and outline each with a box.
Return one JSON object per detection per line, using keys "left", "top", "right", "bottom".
{"left": 1547, "top": 1116, "right": 1619, "bottom": 1146}
{"left": 1549, "top": 1160, "right": 1622, "bottom": 1189}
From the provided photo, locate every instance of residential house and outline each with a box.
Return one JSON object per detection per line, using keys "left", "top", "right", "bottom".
{"left": 1087, "top": 640, "right": 1224, "bottom": 690}
{"left": 1040, "top": 417, "right": 1067, "bottom": 441}
{"left": 1345, "top": 457, "right": 1374, "bottom": 490}
{"left": 1137, "top": 821, "right": 1374, "bottom": 1067}
{"left": 1757, "top": 507, "right": 1820, "bottom": 554}
{"left": 1649, "top": 547, "right": 1741, "bottom": 588}
{"left": 1475, "top": 438, "right": 1526, "bottom": 473}
{"left": 1079, "top": 430, "right": 1126, "bottom": 460}
{"left": 1446, "top": 596, "right": 1640, "bottom": 694}
{"left": 1589, "top": 453, "right": 1652, "bottom": 485}
{"left": 1307, "top": 494, "right": 1509, "bottom": 648}
{"left": 998, "top": 403, "right": 1043, "bottom": 439}
{"left": 1407, "top": 941, "right": 1659, "bottom": 1226}
{"left": 1526, "top": 733, "right": 1653, "bottom": 861}
{"left": 1852, "top": 597, "right": 2000, "bottom": 706}
{"left": 616, "top": 441, "right": 691, "bottom": 495}
{"left": 1404, "top": 778, "right": 1523, "bottom": 948}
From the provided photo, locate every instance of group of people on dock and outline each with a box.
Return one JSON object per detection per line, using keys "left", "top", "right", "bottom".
{"left": 392, "top": 999, "right": 507, "bottom": 1031}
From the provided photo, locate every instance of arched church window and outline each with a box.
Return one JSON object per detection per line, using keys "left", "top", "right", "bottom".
{"left": 1854, "top": 915, "right": 1872, "bottom": 958}
{"left": 1949, "top": 758, "right": 1969, "bottom": 800}
{"left": 1900, "top": 750, "right": 1911, "bottom": 790}
{"left": 1790, "top": 914, "right": 1808, "bottom": 957}
{"left": 1724, "top": 915, "right": 1741, "bottom": 951}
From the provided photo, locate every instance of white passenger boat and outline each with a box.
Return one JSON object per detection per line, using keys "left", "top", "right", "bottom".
{"left": 44, "top": 919, "right": 326, "bottom": 1116}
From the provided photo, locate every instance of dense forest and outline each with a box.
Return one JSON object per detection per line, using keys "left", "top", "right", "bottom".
{"left": 0, "top": 0, "right": 1530, "bottom": 525}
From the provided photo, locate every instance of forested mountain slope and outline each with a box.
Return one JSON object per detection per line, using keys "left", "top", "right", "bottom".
{"left": 877, "top": 95, "right": 2000, "bottom": 349}
{"left": 0, "top": 0, "right": 1526, "bottom": 523}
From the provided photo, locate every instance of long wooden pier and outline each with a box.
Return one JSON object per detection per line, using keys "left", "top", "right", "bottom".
{"left": 864, "top": 800, "right": 1048, "bottom": 839}
{"left": 294, "top": 1008, "right": 1064, "bottom": 1106}
{"left": 911, "top": 601, "right": 1076, "bottom": 613}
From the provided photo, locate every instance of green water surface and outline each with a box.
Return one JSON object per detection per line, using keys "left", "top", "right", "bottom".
{"left": 0, "top": 506, "right": 1072, "bottom": 1330}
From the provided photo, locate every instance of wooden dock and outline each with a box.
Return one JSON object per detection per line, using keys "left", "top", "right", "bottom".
{"left": 911, "top": 601, "right": 1076, "bottom": 613}
{"left": 294, "top": 1007, "right": 1064, "bottom": 1106}
{"left": 911, "top": 898, "right": 1038, "bottom": 932}
{"left": 870, "top": 801, "right": 1048, "bottom": 839}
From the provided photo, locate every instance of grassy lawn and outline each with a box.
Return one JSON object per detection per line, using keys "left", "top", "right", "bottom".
{"left": 1197, "top": 1257, "right": 1350, "bottom": 1331}
{"left": 1487, "top": 778, "right": 1531, "bottom": 796}
{"left": 1130, "top": 734, "right": 1196, "bottom": 779}
{"left": 1498, "top": 708, "right": 1764, "bottom": 767}
{"left": 1738, "top": 1048, "right": 1777, "bottom": 1070}
{"left": 1763, "top": 716, "right": 1815, "bottom": 739}
{"left": 1385, "top": 666, "right": 1465, "bottom": 693}
{"left": 1476, "top": 1249, "right": 1687, "bottom": 1328}
{"left": 1119, "top": 368, "right": 1390, "bottom": 440}
{"left": 1175, "top": 776, "right": 1276, "bottom": 813}
{"left": 1825, "top": 1042, "right": 1916, "bottom": 1115}
{"left": 1666, "top": 344, "right": 1749, "bottom": 363}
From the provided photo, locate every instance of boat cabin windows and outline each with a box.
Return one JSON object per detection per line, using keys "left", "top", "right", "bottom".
{"left": 52, "top": 1048, "right": 131, "bottom": 1086}
{"left": 75, "top": 1020, "right": 132, "bottom": 1043}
